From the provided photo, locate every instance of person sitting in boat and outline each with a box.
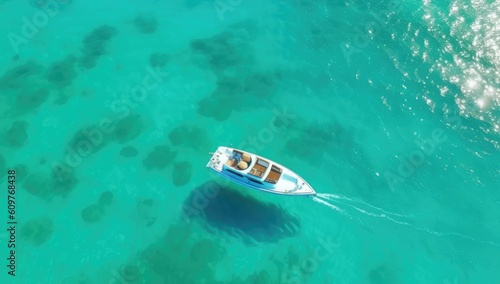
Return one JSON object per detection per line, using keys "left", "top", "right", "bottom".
{"left": 233, "top": 151, "right": 242, "bottom": 161}
{"left": 226, "top": 151, "right": 251, "bottom": 170}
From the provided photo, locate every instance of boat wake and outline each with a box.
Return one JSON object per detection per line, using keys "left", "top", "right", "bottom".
{"left": 316, "top": 193, "right": 413, "bottom": 218}
{"left": 313, "top": 193, "right": 500, "bottom": 247}
{"left": 312, "top": 197, "right": 351, "bottom": 218}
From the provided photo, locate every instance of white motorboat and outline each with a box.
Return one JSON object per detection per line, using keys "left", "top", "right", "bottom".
{"left": 206, "top": 146, "right": 316, "bottom": 196}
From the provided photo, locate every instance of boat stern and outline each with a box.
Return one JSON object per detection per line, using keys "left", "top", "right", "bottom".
{"left": 206, "top": 146, "right": 231, "bottom": 171}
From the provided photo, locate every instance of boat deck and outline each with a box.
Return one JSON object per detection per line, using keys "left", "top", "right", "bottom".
{"left": 206, "top": 146, "right": 316, "bottom": 196}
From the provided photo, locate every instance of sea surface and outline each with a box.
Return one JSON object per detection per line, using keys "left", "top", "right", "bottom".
{"left": 0, "top": 0, "right": 499, "bottom": 283}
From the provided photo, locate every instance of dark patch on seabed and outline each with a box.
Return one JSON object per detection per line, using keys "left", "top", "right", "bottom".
{"left": 183, "top": 181, "right": 301, "bottom": 244}
{"left": 80, "top": 24, "right": 118, "bottom": 69}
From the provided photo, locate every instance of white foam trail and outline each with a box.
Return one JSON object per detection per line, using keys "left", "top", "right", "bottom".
{"left": 316, "top": 193, "right": 413, "bottom": 218}
{"left": 314, "top": 195, "right": 500, "bottom": 248}
{"left": 312, "top": 197, "right": 351, "bottom": 218}
{"left": 312, "top": 197, "right": 341, "bottom": 212}
{"left": 317, "top": 193, "right": 343, "bottom": 199}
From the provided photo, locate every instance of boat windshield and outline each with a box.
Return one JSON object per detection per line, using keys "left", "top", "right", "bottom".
{"left": 264, "top": 165, "right": 282, "bottom": 184}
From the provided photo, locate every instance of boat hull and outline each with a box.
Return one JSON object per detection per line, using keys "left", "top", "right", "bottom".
{"left": 207, "top": 146, "right": 316, "bottom": 197}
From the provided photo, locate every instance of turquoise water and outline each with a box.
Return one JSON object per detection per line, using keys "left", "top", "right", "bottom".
{"left": 0, "top": 0, "right": 499, "bottom": 283}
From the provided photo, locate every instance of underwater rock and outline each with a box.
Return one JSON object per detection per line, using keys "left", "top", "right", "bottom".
{"left": 81, "top": 204, "right": 104, "bottom": 223}
{"left": 140, "top": 223, "right": 220, "bottom": 283}
{"left": 120, "top": 146, "right": 138, "bottom": 157}
{"left": 79, "top": 56, "right": 98, "bottom": 69}
{"left": 172, "top": 161, "right": 192, "bottom": 187}
{"left": 190, "top": 239, "right": 225, "bottom": 264}
{"left": 137, "top": 198, "right": 156, "bottom": 226}
{"left": 20, "top": 217, "right": 54, "bottom": 246}
{"left": 149, "top": 52, "right": 170, "bottom": 67}
{"left": 51, "top": 167, "right": 78, "bottom": 197}
{"left": 24, "top": 173, "right": 51, "bottom": 198}
{"left": 80, "top": 25, "right": 118, "bottom": 69}
{"left": 143, "top": 224, "right": 191, "bottom": 271}
{"left": 190, "top": 39, "right": 211, "bottom": 53}
{"left": 16, "top": 87, "right": 50, "bottom": 111}
{"left": 142, "top": 145, "right": 177, "bottom": 170}
{"left": 368, "top": 264, "right": 397, "bottom": 284}
{"left": 82, "top": 24, "right": 118, "bottom": 51}
{"left": 23, "top": 168, "right": 78, "bottom": 199}
{"left": 142, "top": 198, "right": 153, "bottom": 207}
{"left": 285, "top": 247, "right": 300, "bottom": 267}
{"left": 300, "top": 255, "right": 317, "bottom": 276}
{"left": 196, "top": 72, "right": 277, "bottom": 121}
{"left": 197, "top": 96, "right": 232, "bottom": 121}
{"left": 67, "top": 126, "right": 106, "bottom": 157}
{"left": 215, "top": 76, "right": 244, "bottom": 95}
{"left": 53, "top": 89, "right": 74, "bottom": 105}
{"left": 168, "top": 126, "right": 189, "bottom": 146}
{"left": 0, "top": 61, "right": 43, "bottom": 89}
{"left": 163, "top": 224, "right": 191, "bottom": 252}
{"left": 197, "top": 75, "right": 266, "bottom": 121}
{"left": 168, "top": 125, "right": 208, "bottom": 150}
{"left": 284, "top": 121, "right": 351, "bottom": 165}
{"left": 113, "top": 114, "right": 145, "bottom": 143}
{"left": 190, "top": 31, "right": 254, "bottom": 73}
{"left": 6, "top": 120, "right": 28, "bottom": 148}
{"left": 141, "top": 245, "right": 174, "bottom": 276}
{"left": 228, "top": 20, "right": 260, "bottom": 39}
{"left": 121, "top": 264, "right": 141, "bottom": 282}
{"left": 243, "top": 72, "right": 278, "bottom": 98}
{"left": 98, "top": 191, "right": 114, "bottom": 207}
{"left": 12, "top": 164, "right": 28, "bottom": 182}
{"left": 134, "top": 13, "right": 158, "bottom": 34}
{"left": 285, "top": 138, "right": 315, "bottom": 159}
{"left": 305, "top": 123, "right": 336, "bottom": 143}
{"left": 246, "top": 271, "right": 273, "bottom": 284}
{"left": 46, "top": 55, "right": 78, "bottom": 87}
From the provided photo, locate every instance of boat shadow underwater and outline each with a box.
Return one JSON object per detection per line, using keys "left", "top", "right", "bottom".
{"left": 183, "top": 181, "right": 301, "bottom": 244}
